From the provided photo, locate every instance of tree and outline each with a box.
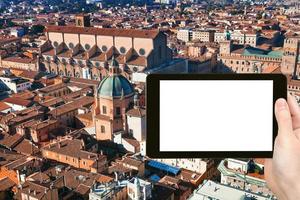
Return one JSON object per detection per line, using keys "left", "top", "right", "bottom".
{"left": 31, "top": 24, "right": 45, "bottom": 34}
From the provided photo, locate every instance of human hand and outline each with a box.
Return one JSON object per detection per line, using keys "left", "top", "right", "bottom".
{"left": 265, "top": 94, "right": 300, "bottom": 200}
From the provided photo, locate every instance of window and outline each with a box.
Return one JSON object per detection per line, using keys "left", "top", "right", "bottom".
{"left": 69, "top": 42, "right": 74, "bottom": 49}
{"left": 101, "top": 125, "right": 105, "bottom": 133}
{"left": 102, "top": 106, "right": 107, "bottom": 114}
{"left": 120, "top": 47, "right": 126, "bottom": 54}
{"left": 102, "top": 45, "right": 108, "bottom": 52}
{"left": 85, "top": 44, "right": 91, "bottom": 50}
{"left": 116, "top": 107, "right": 121, "bottom": 115}
{"left": 53, "top": 41, "right": 59, "bottom": 47}
{"left": 139, "top": 48, "right": 146, "bottom": 56}
{"left": 61, "top": 58, "right": 66, "bottom": 64}
{"left": 95, "top": 62, "right": 100, "bottom": 67}
{"left": 46, "top": 56, "right": 51, "bottom": 62}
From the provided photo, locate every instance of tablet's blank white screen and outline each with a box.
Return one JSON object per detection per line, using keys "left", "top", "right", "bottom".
{"left": 159, "top": 80, "right": 273, "bottom": 152}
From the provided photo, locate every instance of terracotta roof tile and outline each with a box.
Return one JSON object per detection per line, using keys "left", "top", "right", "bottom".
{"left": 0, "top": 177, "right": 16, "bottom": 191}
{"left": 0, "top": 102, "right": 11, "bottom": 112}
{"left": 0, "top": 133, "right": 23, "bottom": 149}
{"left": 46, "top": 25, "right": 160, "bottom": 39}
{"left": 3, "top": 97, "right": 33, "bottom": 107}
{"left": 126, "top": 107, "right": 146, "bottom": 117}
{"left": 13, "top": 139, "right": 39, "bottom": 156}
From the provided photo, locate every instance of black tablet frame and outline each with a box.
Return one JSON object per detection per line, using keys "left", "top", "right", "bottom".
{"left": 146, "top": 73, "right": 287, "bottom": 158}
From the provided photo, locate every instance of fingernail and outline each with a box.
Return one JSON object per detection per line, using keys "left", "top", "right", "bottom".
{"left": 276, "top": 99, "right": 287, "bottom": 111}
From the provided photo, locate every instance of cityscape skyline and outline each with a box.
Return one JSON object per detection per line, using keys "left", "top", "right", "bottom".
{"left": 0, "top": 0, "right": 299, "bottom": 199}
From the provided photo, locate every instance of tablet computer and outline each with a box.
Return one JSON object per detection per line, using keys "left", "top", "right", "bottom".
{"left": 146, "top": 74, "right": 287, "bottom": 158}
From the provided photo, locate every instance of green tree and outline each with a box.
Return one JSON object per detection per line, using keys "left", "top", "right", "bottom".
{"left": 31, "top": 24, "right": 45, "bottom": 34}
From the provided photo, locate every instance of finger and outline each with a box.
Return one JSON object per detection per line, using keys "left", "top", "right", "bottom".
{"left": 287, "top": 93, "right": 300, "bottom": 130}
{"left": 264, "top": 159, "right": 284, "bottom": 199}
{"left": 275, "top": 98, "right": 293, "bottom": 138}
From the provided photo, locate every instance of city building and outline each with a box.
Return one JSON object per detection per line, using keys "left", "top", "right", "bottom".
{"left": 94, "top": 57, "right": 135, "bottom": 141}
{"left": 218, "top": 35, "right": 300, "bottom": 76}
{"left": 20, "top": 181, "right": 59, "bottom": 200}
{"left": 126, "top": 93, "right": 146, "bottom": 142}
{"left": 10, "top": 27, "right": 25, "bottom": 38}
{"left": 41, "top": 137, "right": 107, "bottom": 173}
{"left": 177, "top": 29, "right": 193, "bottom": 42}
{"left": 218, "top": 158, "right": 274, "bottom": 198}
{"left": 0, "top": 71, "right": 32, "bottom": 93}
{"left": 89, "top": 180, "right": 127, "bottom": 200}
{"left": 127, "top": 177, "right": 152, "bottom": 200}
{"left": 214, "top": 30, "right": 259, "bottom": 46}
{"left": 192, "top": 30, "right": 215, "bottom": 42}
{"left": 188, "top": 180, "right": 271, "bottom": 200}
{"left": 41, "top": 15, "right": 175, "bottom": 80}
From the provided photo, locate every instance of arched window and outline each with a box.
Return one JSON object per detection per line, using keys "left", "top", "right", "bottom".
{"left": 93, "top": 74, "right": 98, "bottom": 80}
{"left": 59, "top": 70, "right": 64, "bottom": 76}
{"left": 120, "top": 47, "right": 126, "bottom": 54}
{"left": 75, "top": 72, "right": 80, "bottom": 78}
{"left": 53, "top": 41, "right": 59, "bottom": 47}
{"left": 139, "top": 48, "right": 146, "bottom": 56}
{"left": 102, "top": 45, "right": 108, "bottom": 52}
{"left": 85, "top": 44, "right": 91, "bottom": 50}
{"left": 61, "top": 58, "right": 66, "bottom": 64}
{"left": 101, "top": 125, "right": 105, "bottom": 133}
{"left": 67, "top": 71, "right": 71, "bottom": 77}
{"left": 69, "top": 42, "right": 74, "bottom": 49}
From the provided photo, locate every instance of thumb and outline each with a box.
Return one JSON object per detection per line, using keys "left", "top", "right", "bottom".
{"left": 275, "top": 98, "right": 293, "bottom": 138}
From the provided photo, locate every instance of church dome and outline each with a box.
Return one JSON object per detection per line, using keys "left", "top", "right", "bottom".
{"left": 97, "top": 74, "right": 134, "bottom": 98}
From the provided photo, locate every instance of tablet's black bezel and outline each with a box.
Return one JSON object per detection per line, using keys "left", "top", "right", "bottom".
{"left": 146, "top": 73, "right": 287, "bottom": 158}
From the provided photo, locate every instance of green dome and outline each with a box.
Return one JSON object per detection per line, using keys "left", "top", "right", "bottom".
{"left": 97, "top": 75, "right": 134, "bottom": 98}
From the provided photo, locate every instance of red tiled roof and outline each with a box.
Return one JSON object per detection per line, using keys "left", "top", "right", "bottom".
{"left": 3, "top": 97, "right": 33, "bottom": 107}
{"left": 13, "top": 139, "right": 39, "bottom": 156}
{"left": 126, "top": 107, "right": 146, "bottom": 117}
{"left": 0, "top": 133, "right": 23, "bottom": 149}
{"left": 0, "top": 177, "right": 16, "bottom": 191}
{"left": 46, "top": 25, "right": 160, "bottom": 39}
{"left": 2, "top": 56, "right": 35, "bottom": 64}
{"left": 0, "top": 102, "right": 11, "bottom": 112}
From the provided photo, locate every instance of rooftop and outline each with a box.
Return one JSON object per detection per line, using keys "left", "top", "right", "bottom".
{"left": 189, "top": 180, "right": 269, "bottom": 200}
{"left": 46, "top": 25, "right": 160, "bottom": 39}
{"left": 43, "top": 138, "right": 101, "bottom": 161}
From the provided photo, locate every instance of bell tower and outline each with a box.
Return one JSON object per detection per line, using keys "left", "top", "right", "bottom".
{"left": 281, "top": 37, "right": 300, "bottom": 76}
